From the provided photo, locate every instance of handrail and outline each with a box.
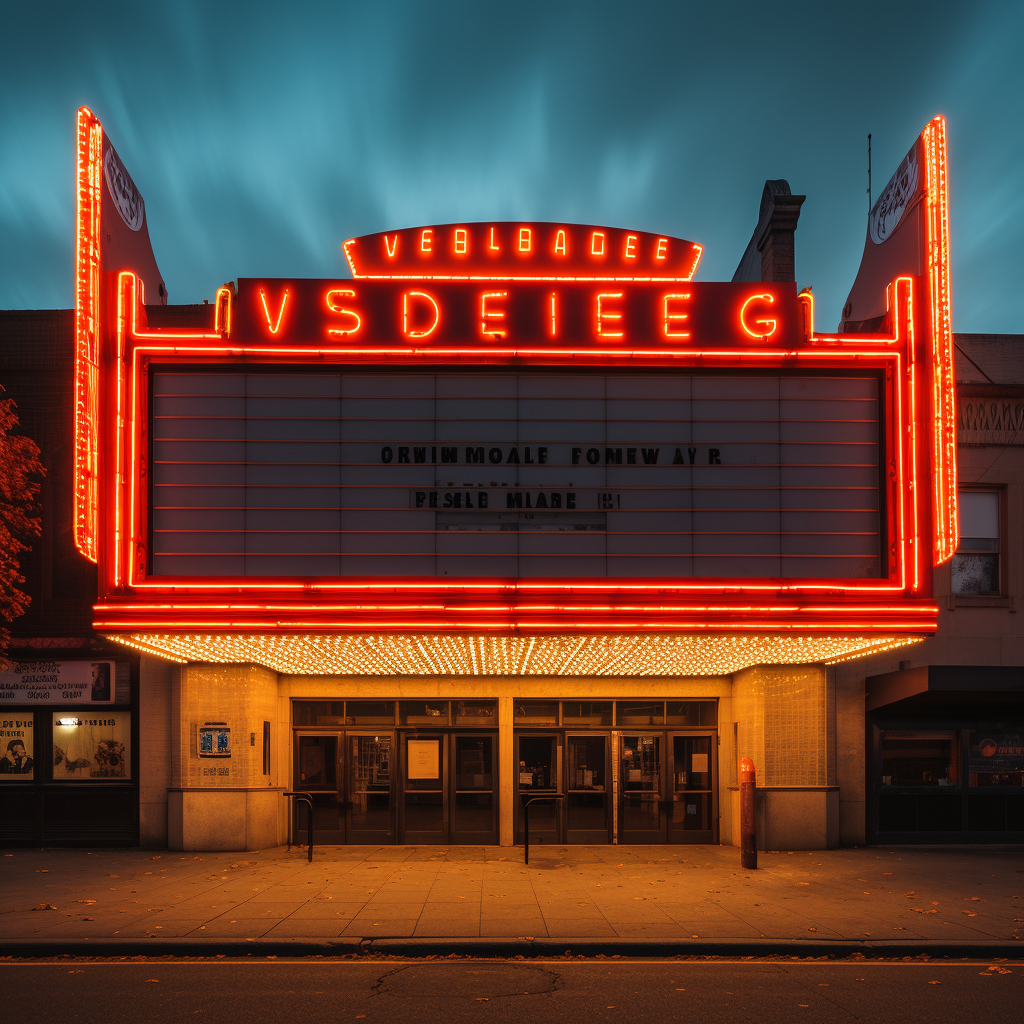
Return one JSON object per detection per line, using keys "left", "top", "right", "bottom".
{"left": 523, "top": 794, "right": 565, "bottom": 866}
{"left": 283, "top": 791, "right": 314, "bottom": 863}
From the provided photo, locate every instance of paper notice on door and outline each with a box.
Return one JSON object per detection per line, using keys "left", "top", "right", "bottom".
{"left": 520, "top": 772, "right": 533, "bottom": 786}
{"left": 628, "top": 768, "right": 641, "bottom": 782}
{"left": 691, "top": 753, "right": 709, "bottom": 773}
{"left": 407, "top": 739, "right": 440, "bottom": 779}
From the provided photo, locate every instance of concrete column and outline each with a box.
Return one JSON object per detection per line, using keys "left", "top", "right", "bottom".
{"left": 139, "top": 655, "right": 172, "bottom": 848}
{"left": 498, "top": 695, "right": 514, "bottom": 846}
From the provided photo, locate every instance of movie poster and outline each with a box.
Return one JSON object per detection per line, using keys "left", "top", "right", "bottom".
{"left": 52, "top": 711, "right": 131, "bottom": 780}
{"left": 0, "top": 717, "right": 34, "bottom": 780}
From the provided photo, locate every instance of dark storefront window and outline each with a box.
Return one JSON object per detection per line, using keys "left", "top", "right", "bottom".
{"left": 880, "top": 731, "right": 959, "bottom": 788}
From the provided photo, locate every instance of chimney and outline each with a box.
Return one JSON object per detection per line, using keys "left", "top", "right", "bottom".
{"left": 732, "top": 180, "right": 806, "bottom": 283}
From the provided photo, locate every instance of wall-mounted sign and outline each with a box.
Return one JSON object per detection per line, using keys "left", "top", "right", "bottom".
{"left": 199, "top": 724, "right": 231, "bottom": 758}
{"left": 0, "top": 661, "right": 115, "bottom": 704}
{"left": 0, "top": 717, "right": 34, "bottom": 779}
{"left": 52, "top": 711, "right": 130, "bottom": 780}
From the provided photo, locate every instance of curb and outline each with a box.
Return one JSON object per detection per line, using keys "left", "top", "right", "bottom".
{"left": 1, "top": 937, "right": 1021, "bottom": 960}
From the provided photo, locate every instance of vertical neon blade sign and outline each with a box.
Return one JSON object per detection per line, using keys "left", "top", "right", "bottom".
{"left": 924, "top": 116, "right": 958, "bottom": 563}
{"left": 74, "top": 107, "right": 102, "bottom": 563}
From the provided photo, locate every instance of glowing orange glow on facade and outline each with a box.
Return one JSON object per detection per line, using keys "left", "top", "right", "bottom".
{"left": 454, "top": 228, "right": 468, "bottom": 254}
{"left": 595, "top": 292, "right": 624, "bottom": 338}
{"left": 554, "top": 229, "right": 567, "bottom": 255}
{"left": 923, "top": 115, "right": 958, "bottom": 563}
{"left": 591, "top": 232, "right": 605, "bottom": 257}
{"left": 403, "top": 290, "right": 440, "bottom": 338}
{"left": 488, "top": 227, "right": 499, "bottom": 251}
{"left": 739, "top": 293, "right": 778, "bottom": 340}
{"left": 420, "top": 228, "right": 433, "bottom": 253}
{"left": 479, "top": 290, "right": 508, "bottom": 339}
{"left": 624, "top": 235, "right": 638, "bottom": 260}
{"left": 259, "top": 288, "right": 289, "bottom": 334}
{"left": 655, "top": 238, "right": 668, "bottom": 261}
{"left": 662, "top": 293, "right": 691, "bottom": 339}
{"left": 518, "top": 227, "right": 532, "bottom": 252}
{"left": 384, "top": 234, "right": 398, "bottom": 258}
{"left": 685, "top": 243, "right": 704, "bottom": 280}
{"left": 325, "top": 288, "right": 362, "bottom": 336}
{"left": 73, "top": 106, "right": 102, "bottom": 563}
{"left": 549, "top": 292, "right": 557, "bottom": 336}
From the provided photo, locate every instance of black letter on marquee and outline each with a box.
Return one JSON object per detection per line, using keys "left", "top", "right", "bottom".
{"left": 673, "top": 448, "right": 685, "bottom": 465}
{"left": 398, "top": 447, "right": 410, "bottom": 463}
{"left": 415, "top": 491, "right": 426, "bottom": 508}
{"left": 688, "top": 447, "right": 697, "bottom": 465}
{"left": 381, "top": 447, "right": 393, "bottom": 463}
{"left": 709, "top": 448, "right": 721, "bottom": 464}
{"left": 566, "top": 492, "right": 576, "bottom": 509}
{"left": 478, "top": 491, "right": 489, "bottom": 508}
{"left": 441, "top": 447, "right": 458, "bottom": 463}
{"left": 414, "top": 447, "right": 426, "bottom": 463}
{"left": 641, "top": 448, "right": 659, "bottom": 464}
{"left": 572, "top": 448, "right": 582, "bottom": 465}
{"left": 507, "top": 447, "right": 521, "bottom": 464}
{"left": 467, "top": 446, "right": 485, "bottom": 463}
{"left": 586, "top": 448, "right": 601, "bottom": 465}
{"left": 507, "top": 492, "right": 523, "bottom": 508}
{"left": 538, "top": 447, "right": 548, "bottom": 464}
{"left": 489, "top": 447, "right": 503, "bottom": 464}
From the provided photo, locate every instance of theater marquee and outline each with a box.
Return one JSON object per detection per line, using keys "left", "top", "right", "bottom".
{"left": 74, "top": 120, "right": 957, "bottom": 649}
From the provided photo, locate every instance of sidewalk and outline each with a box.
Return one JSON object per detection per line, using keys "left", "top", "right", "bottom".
{"left": 2, "top": 844, "right": 1021, "bottom": 956}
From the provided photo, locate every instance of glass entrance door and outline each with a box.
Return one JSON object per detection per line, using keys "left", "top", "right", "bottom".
{"left": 346, "top": 733, "right": 394, "bottom": 843}
{"left": 452, "top": 734, "right": 497, "bottom": 844}
{"left": 619, "top": 734, "right": 666, "bottom": 843}
{"left": 515, "top": 733, "right": 562, "bottom": 844}
{"left": 401, "top": 733, "right": 446, "bottom": 843}
{"left": 669, "top": 732, "right": 717, "bottom": 843}
{"left": 566, "top": 734, "right": 609, "bottom": 843}
{"left": 294, "top": 733, "right": 343, "bottom": 844}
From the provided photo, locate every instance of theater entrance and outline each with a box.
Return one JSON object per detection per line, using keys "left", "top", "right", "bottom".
{"left": 513, "top": 699, "right": 718, "bottom": 845}
{"left": 292, "top": 700, "right": 499, "bottom": 846}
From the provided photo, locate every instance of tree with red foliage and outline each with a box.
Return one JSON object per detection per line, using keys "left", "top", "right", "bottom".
{"left": 0, "top": 389, "right": 43, "bottom": 660}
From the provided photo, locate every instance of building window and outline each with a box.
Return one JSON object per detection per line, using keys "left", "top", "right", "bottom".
{"left": 951, "top": 490, "right": 1000, "bottom": 594}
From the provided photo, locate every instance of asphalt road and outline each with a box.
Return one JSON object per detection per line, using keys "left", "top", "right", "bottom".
{"left": 2, "top": 959, "right": 1020, "bottom": 1023}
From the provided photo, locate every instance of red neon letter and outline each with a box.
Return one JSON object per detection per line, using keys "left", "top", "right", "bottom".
{"left": 624, "top": 234, "right": 638, "bottom": 260}
{"left": 454, "top": 228, "right": 468, "bottom": 255}
{"left": 420, "top": 229, "right": 433, "bottom": 253}
{"left": 663, "top": 293, "right": 691, "bottom": 339}
{"left": 480, "top": 291, "right": 508, "bottom": 340}
{"left": 655, "top": 238, "right": 668, "bottom": 261}
{"left": 518, "top": 227, "right": 532, "bottom": 252}
{"left": 739, "top": 293, "right": 778, "bottom": 340}
{"left": 596, "top": 292, "right": 624, "bottom": 339}
{"left": 488, "top": 227, "right": 500, "bottom": 252}
{"left": 549, "top": 292, "right": 557, "bottom": 337}
{"left": 325, "top": 288, "right": 362, "bottom": 336}
{"left": 259, "top": 288, "right": 289, "bottom": 335}
{"left": 384, "top": 234, "right": 399, "bottom": 258}
{"left": 403, "top": 290, "right": 440, "bottom": 339}
{"left": 591, "top": 231, "right": 606, "bottom": 257}
{"left": 554, "top": 229, "right": 567, "bottom": 256}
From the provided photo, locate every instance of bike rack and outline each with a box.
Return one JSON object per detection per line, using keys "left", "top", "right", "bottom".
{"left": 284, "top": 791, "right": 314, "bottom": 863}
{"left": 523, "top": 794, "right": 564, "bottom": 866}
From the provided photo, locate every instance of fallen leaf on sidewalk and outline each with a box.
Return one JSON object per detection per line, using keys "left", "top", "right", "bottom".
{"left": 31, "top": 904, "right": 57, "bottom": 911}
{"left": 145, "top": 979, "right": 159, "bottom": 984}
{"left": 74, "top": 900, "right": 97, "bottom": 905}
{"left": 928, "top": 980, "right": 940, "bottom": 985}
{"left": 83, "top": 917, "right": 94, "bottom": 922}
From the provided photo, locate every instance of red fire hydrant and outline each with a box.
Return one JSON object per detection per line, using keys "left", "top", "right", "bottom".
{"left": 739, "top": 756, "right": 757, "bottom": 869}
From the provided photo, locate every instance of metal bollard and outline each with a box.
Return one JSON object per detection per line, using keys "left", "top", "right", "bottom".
{"left": 739, "top": 756, "right": 757, "bottom": 870}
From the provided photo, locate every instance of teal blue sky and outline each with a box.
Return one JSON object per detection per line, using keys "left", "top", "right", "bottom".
{"left": 1, "top": 0, "right": 1020, "bottom": 331}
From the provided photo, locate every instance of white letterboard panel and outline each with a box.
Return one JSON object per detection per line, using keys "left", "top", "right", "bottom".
{"left": 150, "top": 372, "right": 881, "bottom": 579}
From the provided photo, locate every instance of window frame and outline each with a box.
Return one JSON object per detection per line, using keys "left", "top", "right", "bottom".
{"left": 951, "top": 486, "right": 1006, "bottom": 597}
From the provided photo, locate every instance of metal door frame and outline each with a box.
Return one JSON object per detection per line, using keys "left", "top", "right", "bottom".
{"left": 398, "top": 731, "right": 448, "bottom": 844}
{"left": 513, "top": 731, "right": 564, "bottom": 844}
{"left": 344, "top": 730, "right": 397, "bottom": 844}
{"left": 450, "top": 731, "right": 500, "bottom": 845}
{"left": 291, "top": 729, "right": 344, "bottom": 845}
{"left": 564, "top": 732, "right": 612, "bottom": 844}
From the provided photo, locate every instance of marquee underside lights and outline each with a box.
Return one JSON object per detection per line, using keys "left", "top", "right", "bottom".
{"left": 106, "top": 632, "right": 924, "bottom": 677}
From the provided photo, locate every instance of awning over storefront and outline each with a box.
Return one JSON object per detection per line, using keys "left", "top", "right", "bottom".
{"left": 866, "top": 665, "right": 1024, "bottom": 712}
